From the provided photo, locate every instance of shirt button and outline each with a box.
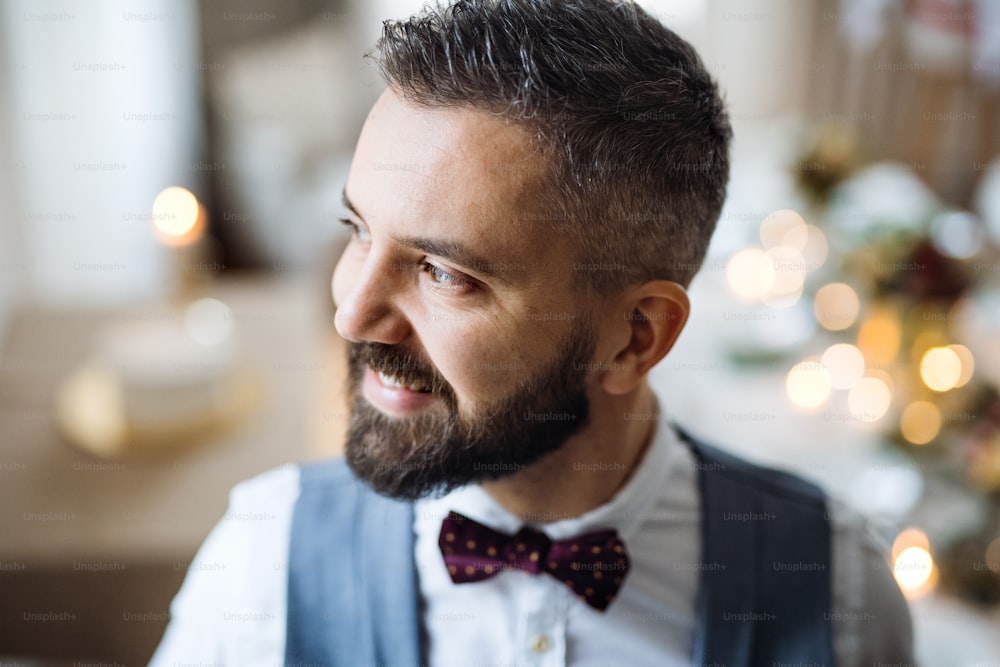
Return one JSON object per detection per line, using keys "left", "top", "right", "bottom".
{"left": 530, "top": 634, "right": 552, "bottom": 653}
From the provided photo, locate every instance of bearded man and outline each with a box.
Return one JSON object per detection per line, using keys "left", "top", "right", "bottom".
{"left": 152, "top": 1, "right": 914, "bottom": 665}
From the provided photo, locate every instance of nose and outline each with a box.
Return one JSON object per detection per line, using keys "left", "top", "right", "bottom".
{"left": 331, "top": 250, "right": 410, "bottom": 345}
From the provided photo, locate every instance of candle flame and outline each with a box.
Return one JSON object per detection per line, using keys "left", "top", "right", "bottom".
{"left": 153, "top": 186, "right": 204, "bottom": 247}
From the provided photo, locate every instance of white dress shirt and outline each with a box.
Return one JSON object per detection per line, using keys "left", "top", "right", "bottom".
{"left": 150, "top": 412, "right": 914, "bottom": 666}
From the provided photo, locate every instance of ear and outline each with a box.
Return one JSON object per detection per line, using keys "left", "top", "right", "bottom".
{"left": 600, "top": 280, "right": 690, "bottom": 396}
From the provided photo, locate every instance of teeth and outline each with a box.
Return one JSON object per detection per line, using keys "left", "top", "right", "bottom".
{"left": 377, "top": 371, "right": 429, "bottom": 392}
{"left": 377, "top": 371, "right": 403, "bottom": 387}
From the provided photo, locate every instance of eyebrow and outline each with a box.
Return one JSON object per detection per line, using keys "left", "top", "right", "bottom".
{"left": 341, "top": 188, "right": 516, "bottom": 284}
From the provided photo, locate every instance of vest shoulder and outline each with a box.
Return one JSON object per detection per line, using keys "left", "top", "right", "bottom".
{"left": 681, "top": 427, "right": 827, "bottom": 508}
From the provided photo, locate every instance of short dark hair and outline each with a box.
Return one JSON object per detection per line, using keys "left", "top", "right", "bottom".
{"left": 372, "top": 0, "right": 731, "bottom": 291}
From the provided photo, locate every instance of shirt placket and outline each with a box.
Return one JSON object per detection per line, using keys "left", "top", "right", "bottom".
{"left": 517, "top": 576, "right": 568, "bottom": 667}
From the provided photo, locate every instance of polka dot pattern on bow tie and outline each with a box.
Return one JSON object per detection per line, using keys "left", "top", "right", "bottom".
{"left": 439, "top": 511, "right": 630, "bottom": 611}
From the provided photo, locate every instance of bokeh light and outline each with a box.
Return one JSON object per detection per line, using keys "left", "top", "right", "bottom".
{"left": 760, "top": 209, "right": 807, "bottom": 250}
{"left": 920, "top": 346, "right": 963, "bottom": 392}
{"left": 786, "top": 358, "right": 831, "bottom": 409}
{"left": 857, "top": 307, "right": 901, "bottom": 365}
{"left": 892, "top": 528, "right": 936, "bottom": 599}
{"left": 894, "top": 546, "right": 935, "bottom": 593}
{"left": 765, "top": 245, "right": 808, "bottom": 296}
{"left": 893, "top": 527, "right": 931, "bottom": 559}
{"left": 814, "top": 283, "right": 860, "bottom": 331}
{"left": 152, "top": 186, "right": 203, "bottom": 247}
{"left": 726, "top": 248, "right": 775, "bottom": 300}
{"left": 912, "top": 330, "right": 949, "bottom": 362}
{"left": 946, "top": 344, "right": 975, "bottom": 388}
{"left": 821, "top": 343, "right": 865, "bottom": 390}
{"left": 800, "top": 224, "right": 829, "bottom": 270}
{"left": 847, "top": 376, "right": 892, "bottom": 422}
{"left": 900, "top": 400, "right": 942, "bottom": 445}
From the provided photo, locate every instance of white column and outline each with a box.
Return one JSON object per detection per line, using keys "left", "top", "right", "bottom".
{"left": 1, "top": 0, "right": 202, "bottom": 307}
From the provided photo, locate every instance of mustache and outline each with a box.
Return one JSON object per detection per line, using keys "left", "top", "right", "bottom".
{"left": 347, "top": 341, "right": 453, "bottom": 397}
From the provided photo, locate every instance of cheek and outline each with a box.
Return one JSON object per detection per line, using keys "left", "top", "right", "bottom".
{"left": 422, "top": 319, "right": 540, "bottom": 402}
{"left": 418, "top": 319, "right": 481, "bottom": 389}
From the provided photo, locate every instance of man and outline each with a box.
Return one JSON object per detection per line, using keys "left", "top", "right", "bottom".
{"left": 152, "top": 0, "right": 914, "bottom": 665}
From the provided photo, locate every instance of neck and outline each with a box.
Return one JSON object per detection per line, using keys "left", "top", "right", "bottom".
{"left": 480, "top": 382, "right": 658, "bottom": 522}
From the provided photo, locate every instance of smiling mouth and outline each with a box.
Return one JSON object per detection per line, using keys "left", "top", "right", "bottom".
{"left": 376, "top": 370, "right": 433, "bottom": 393}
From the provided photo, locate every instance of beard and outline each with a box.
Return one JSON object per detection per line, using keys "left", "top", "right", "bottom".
{"left": 343, "top": 325, "right": 596, "bottom": 500}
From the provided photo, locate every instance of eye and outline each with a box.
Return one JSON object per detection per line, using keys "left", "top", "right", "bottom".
{"left": 422, "top": 261, "right": 472, "bottom": 291}
{"left": 339, "top": 217, "right": 370, "bottom": 243}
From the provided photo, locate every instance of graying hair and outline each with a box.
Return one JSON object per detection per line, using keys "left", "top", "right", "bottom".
{"left": 372, "top": 0, "right": 731, "bottom": 291}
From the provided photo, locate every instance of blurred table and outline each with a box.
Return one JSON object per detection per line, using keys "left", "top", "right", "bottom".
{"left": 0, "top": 274, "right": 347, "bottom": 665}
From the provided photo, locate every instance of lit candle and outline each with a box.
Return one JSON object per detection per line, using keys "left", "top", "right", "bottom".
{"left": 152, "top": 185, "right": 207, "bottom": 304}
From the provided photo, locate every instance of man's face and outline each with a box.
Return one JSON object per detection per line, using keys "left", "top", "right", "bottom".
{"left": 331, "top": 89, "right": 601, "bottom": 499}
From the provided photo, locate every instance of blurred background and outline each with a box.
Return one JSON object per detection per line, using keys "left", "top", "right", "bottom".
{"left": 2, "top": 0, "right": 1000, "bottom": 664}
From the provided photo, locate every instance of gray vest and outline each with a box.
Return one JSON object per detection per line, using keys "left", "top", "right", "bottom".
{"left": 285, "top": 429, "right": 834, "bottom": 666}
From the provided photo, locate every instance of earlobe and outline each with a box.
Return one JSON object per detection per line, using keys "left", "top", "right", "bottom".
{"left": 599, "top": 281, "right": 690, "bottom": 396}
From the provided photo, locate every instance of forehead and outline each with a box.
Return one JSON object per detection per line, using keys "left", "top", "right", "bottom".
{"left": 345, "top": 89, "right": 570, "bottom": 278}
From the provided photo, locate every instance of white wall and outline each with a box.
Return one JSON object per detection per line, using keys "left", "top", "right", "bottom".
{"left": 707, "top": 0, "right": 815, "bottom": 133}
{"left": 0, "top": 15, "right": 25, "bottom": 343}
{"left": 361, "top": 0, "right": 711, "bottom": 51}
{"left": 0, "top": 0, "right": 202, "bottom": 309}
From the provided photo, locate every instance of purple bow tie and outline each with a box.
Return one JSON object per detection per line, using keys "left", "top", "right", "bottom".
{"left": 438, "top": 511, "right": 630, "bottom": 611}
